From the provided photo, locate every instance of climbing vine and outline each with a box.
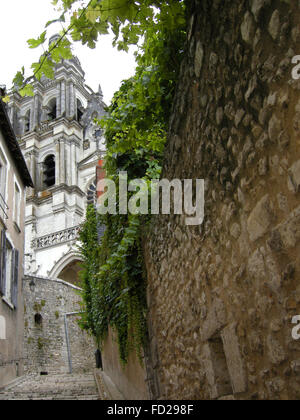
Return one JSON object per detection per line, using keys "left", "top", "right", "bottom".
{"left": 4, "top": 0, "right": 188, "bottom": 364}
{"left": 78, "top": 3, "right": 187, "bottom": 364}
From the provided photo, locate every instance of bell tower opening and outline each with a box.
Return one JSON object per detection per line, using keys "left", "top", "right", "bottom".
{"left": 77, "top": 99, "right": 84, "bottom": 123}
{"left": 47, "top": 98, "right": 57, "bottom": 121}
{"left": 43, "top": 155, "right": 56, "bottom": 188}
{"left": 24, "top": 110, "right": 31, "bottom": 133}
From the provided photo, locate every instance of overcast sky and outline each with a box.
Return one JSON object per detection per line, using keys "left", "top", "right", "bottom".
{"left": 0, "top": 0, "right": 137, "bottom": 105}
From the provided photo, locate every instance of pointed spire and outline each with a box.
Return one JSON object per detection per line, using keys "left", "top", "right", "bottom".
{"left": 98, "top": 84, "right": 103, "bottom": 99}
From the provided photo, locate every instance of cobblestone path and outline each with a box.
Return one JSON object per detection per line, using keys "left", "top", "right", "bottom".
{"left": 0, "top": 373, "right": 100, "bottom": 400}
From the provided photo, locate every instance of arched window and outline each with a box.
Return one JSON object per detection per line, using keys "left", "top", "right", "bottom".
{"left": 47, "top": 98, "right": 57, "bottom": 121}
{"left": 87, "top": 180, "right": 97, "bottom": 206}
{"left": 24, "top": 110, "right": 31, "bottom": 133}
{"left": 77, "top": 99, "right": 84, "bottom": 123}
{"left": 43, "top": 155, "right": 55, "bottom": 188}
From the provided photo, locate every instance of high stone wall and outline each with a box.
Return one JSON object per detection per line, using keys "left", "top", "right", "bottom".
{"left": 144, "top": 0, "right": 300, "bottom": 400}
{"left": 23, "top": 276, "right": 96, "bottom": 375}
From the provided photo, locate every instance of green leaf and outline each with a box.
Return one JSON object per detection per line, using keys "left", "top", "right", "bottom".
{"left": 27, "top": 31, "right": 47, "bottom": 49}
{"left": 86, "top": 8, "right": 101, "bottom": 23}
{"left": 50, "top": 39, "right": 72, "bottom": 62}
{"left": 31, "top": 57, "right": 54, "bottom": 80}
{"left": 19, "top": 84, "right": 34, "bottom": 97}
{"left": 13, "top": 71, "right": 24, "bottom": 88}
{"left": 45, "top": 13, "right": 66, "bottom": 28}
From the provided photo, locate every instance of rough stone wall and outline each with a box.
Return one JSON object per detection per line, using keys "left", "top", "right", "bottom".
{"left": 144, "top": 0, "right": 300, "bottom": 400}
{"left": 23, "top": 276, "right": 96, "bottom": 375}
{"left": 101, "top": 328, "right": 149, "bottom": 400}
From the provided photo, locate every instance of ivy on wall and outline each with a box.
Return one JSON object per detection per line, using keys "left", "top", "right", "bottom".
{"left": 7, "top": 0, "right": 188, "bottom": 365}
{"left": 78, "top": 4, "right": 187, "bottom": 364}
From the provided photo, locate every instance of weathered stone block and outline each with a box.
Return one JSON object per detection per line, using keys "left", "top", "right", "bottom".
{"left": 266, "top": 335, "right": 287, "bottom": 365}
{"left": 230, "top": 223, "right": 241, "bottom": 239}
{"left": 268, "top": 114, "right": 282, "bottom": 143}
{"left": 221, "top": 324, "right": 248, "bottom": 394}
{"left": 268, "top": 10, "right": 280, "bottom": 40}
{"left": 250, "top": 0, "right": 271, "bottom": 21}
{"left": 241, "top": 12, "right": 256, "bottom": 45}
{"left": 200, "top": 298, "right": 227, "bottom": 342}
{"left": 272, "top": 205, "right": 300, "bottom": 249}
{"left": 247, "top": 195, "right": 274, "bottom": 242}
{"left": 288, "top": 160, "right": 300, "bottom": 193}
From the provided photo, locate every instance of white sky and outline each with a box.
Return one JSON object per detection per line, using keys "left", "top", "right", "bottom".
{"left": 0, "top": 0, "right": 137, "bottom": 105}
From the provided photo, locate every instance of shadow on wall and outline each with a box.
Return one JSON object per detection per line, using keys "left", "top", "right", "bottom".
{"left": 101, "top": 327, "right": 149, "bottom": 400}
{"left": 57, "top": 260, "right": 83, "bottom": 287}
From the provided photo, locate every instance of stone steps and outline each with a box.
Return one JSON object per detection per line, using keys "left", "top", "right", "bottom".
{"left": 0, "top": 373, "right": 100, "bottom": 400}
{"left": 0, "top": 395, "right": 100, "bottom": 400}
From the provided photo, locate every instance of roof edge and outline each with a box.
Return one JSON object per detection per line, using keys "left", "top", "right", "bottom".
{"left": 0, "top": 93, "right": 34, "bottom": 188}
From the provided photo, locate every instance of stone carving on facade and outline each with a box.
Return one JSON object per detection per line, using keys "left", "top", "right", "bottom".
{"left": 32, "top": 226, "right": 81, "bottom": 250}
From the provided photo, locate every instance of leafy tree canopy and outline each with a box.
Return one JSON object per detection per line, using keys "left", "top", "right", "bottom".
{"left": 77, "top": 0, "right": 187, "bottom": 363}
{"left": 7, "top": 0, "right": 187, "bottom": 98}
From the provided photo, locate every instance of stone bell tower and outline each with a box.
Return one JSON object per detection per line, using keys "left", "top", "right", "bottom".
{"left": 8, "top": 35, "right": 106, "bottom": 283}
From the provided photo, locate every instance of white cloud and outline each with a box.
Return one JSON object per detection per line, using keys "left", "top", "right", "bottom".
{"left": 0, "top": 0, "right": 137, "bottom": 104}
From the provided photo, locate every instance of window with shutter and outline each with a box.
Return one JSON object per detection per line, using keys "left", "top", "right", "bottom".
{"left": 4, "top": 240, "right": 12, "bottom": 303}
{"left": 0, "top": 149, "right": 7, "bottom": 202}
{"left": 11, "top": 249, "right": 19, "bottom": 309}
{"left": 14, "top": 182, "right": 21, "bottom": 228}
{"left": 0, "top": 157, "right": 8, "bottom": 221}
{"left": 0, "top": 229, "right": 6, "bottom": 296}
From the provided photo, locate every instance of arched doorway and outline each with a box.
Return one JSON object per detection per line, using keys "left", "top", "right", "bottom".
{"left": 57, "top": 259, "right": 83, "bottom": 286}
{"left": 49, "top": 253, "right": 84, "bottom": 287}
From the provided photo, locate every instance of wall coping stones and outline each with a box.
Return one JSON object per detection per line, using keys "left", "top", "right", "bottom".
{"left": 23, "top": 275, "right": 82, "bottom": 291}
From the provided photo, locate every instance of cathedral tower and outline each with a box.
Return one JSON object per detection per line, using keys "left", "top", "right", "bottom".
{"left": 8, "top": 41, "right": 106, "bottom": 283}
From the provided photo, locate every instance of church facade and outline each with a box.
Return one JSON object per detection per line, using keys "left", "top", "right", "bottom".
{"left": 8, "top": 36, "right": 106, "bottom": 284}
{"left": 3, "top": 38, "right": 106, "bottom": 375}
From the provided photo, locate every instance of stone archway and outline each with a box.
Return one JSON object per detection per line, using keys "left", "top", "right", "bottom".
{"left": 49, "top": 252, "right": 84, "bottom": 287}
{"left": 57, "top": 260, "right": 83, "bottom": 286}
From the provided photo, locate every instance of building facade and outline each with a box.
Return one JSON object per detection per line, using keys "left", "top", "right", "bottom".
{"left": 5, "top": 36, "right": 106, "bottom": 375}
{"left": 0, "top": 89, "right": 33, "bottom": 387}
{"left": 8, "top": 35, "right": 106, "bottom": 284}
